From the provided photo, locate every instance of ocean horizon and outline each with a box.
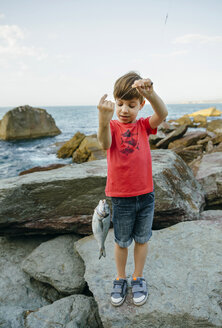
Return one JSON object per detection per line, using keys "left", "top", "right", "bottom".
{"left": 0, "top": 103, "right": 222, "bottom": 180}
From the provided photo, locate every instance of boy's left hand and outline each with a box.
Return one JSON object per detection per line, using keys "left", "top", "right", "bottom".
{"left": 132, "top": 78, "right": 154, "bottom": 99}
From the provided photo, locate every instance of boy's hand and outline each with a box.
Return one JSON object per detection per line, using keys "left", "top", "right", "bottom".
{"left": 132, "top": 78, "right": 154, "bottom": 99}
{"left": 97, "top": 94, "right": 115, "bottom": 125}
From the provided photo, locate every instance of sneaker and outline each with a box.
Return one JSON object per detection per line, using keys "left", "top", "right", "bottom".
{"left": 131, "top": 277, "right": 148, "bottom": 306}
{"left": 110, "top": 277, "right": 127, "bottom": 306}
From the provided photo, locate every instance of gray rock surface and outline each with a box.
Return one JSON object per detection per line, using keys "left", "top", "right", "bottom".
{"left": 156, "top": 124, "right": 188, "bottom": 149}
{"left": 75, "top": 221, "right": 222, "bottom": 328}
{"left": 0, "top": 151, "right": 205, "bottom": 235}
{"left": 24, "top": 295, "right": 103, "bottom": 328}
{"left": 0, "top": 160, "right": 107, "bottom": 236}
{"left": 22, "top": 234, "right": 85, "bottom": 294}
{"left": 195, "top": 152, "right": 222, "bottom": 208}
{"left": 0, "top": 306, "right": 26, "bottom": 328}
{"left": 0, "top": 235, "right": 59, "bottom": 326}
{"left": 0, "top": 105, "right": 61, "bottom": 140}
{"left": 200, "top": 210, "right": 222, "bottom": 221}
{"left": 151, "top": 150, "right": 205, "bottom": 228}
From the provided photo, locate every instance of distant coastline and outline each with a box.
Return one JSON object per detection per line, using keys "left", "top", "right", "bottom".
{"left": 168, "top": 99, "right": 222, "bottom": 105}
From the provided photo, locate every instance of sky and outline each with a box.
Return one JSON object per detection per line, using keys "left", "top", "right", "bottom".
{"left": 0, "top": 0, "right": 222, "bottom": 106}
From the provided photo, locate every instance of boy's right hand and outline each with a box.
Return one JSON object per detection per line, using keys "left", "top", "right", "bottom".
{"left": 97, "top": 94, "right": 115, "bottom": 125}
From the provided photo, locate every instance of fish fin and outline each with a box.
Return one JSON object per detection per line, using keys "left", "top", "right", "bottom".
{"left": 99, "top": 247, "right": 106, "bottom": 259}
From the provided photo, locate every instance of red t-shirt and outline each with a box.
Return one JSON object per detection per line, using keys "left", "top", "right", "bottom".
{"left": 105, "top": 116, "right": 157, "bottom": 197}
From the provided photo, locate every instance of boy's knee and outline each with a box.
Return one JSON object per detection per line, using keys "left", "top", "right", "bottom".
{"left": 115, "top": 242, "right": 128, "bottom": 249}
{"left": 134, "top": 241, "right": 148, "bottom": 246}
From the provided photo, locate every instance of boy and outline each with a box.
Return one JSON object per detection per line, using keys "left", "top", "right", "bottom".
{"left": 97, "top": 71, "right": 168, "bottom": 307}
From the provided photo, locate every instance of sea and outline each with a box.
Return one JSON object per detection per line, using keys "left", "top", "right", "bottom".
{"left": 0, "top": 103, "right": 222, "bottom": 180}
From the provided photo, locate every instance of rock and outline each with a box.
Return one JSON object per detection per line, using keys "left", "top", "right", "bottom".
{"left": 0, "top": 105, "right": 61, "bottom": 140}
{"left": 88, "top": 149, "right": 107, "bottom": 161}
{"left": 168, "top": 131, "right": 207, "bottom": 149}
{"left": 57, "top": 132, "right": 86, "bottom": 158}
{"left": 19, "top": 163, "right": 68, "bottom": 176}
{"left": 206, "top": 140, "right": 214, "bottom": 153}
{"left": 193, "top": 114, "right": 207, "bottom": 127}
{"left": 151, "top": 150, "right": 205, "bottom": 228}
{"left": 173, "top": 144, "right": 203, "bottom": 163}
{"left": 195, "top": 152, "right": 222, "bottom": 208}
{"left": 0, "top": 235, "right": 59, "bottom": 326}
{"left": 174, "top": 114, "right": 193, "bottom": 126}
{"left": 212, "top": 134, "right": 222, "bottom": 145}
{"left": 207, "top": 119, "right": 222, "bottom": 134}
{"left": 200, "top": 210, "right": 222, "bottom": 221}
{"left": 25, "top": 295, "right": 103, "bottom": 328}
{"left": 0, "top": 151, "right": 205, "bottom": 235}
{"left": 21, "top": 235, "right": 85, "bottom": 295}
{"left": 75, "top": 221, "right": 222, "bottom": 328}
{"left": 149, "top": 130, "right": 166, "bottom": 147}
{"left": 0, "top": 160, "right": 107, "bottom": 236}
{"left": 188, "top": 106, "right": 222, "bottom": 117}
{"left": 212, "top": 142, "right": 222, "bottom": 153}
{"left": 158, "top": 121, "right": 176, "bottom": 133}
{"left": 72, "top": 135, "right": 106, "bottom": 163}
{"left": 188, "top": 155, "right": 203, "bottom": 177}
{"left": 197, "top": 136, "right": 212, "bottom": 149}
{"left": 156, "top": 125, "right": 188, "bottom": 149}
{"left": 0, "top": 306, "right": 27, "bottom": 328}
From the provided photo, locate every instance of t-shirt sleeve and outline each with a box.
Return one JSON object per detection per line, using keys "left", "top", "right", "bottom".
{"left": 142, "top": 116, "right": 157, "bottom": 135}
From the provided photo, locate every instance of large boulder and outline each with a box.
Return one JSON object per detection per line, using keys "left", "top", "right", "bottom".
{"left": 151, "top": 150, "right": 205, "bottom": 228}
{"left": 195, "top": 152, "right": 222, "bottom": 208}
{"left": 0, "top": 235, "right": 60, "bottom": 326}
{"left": 0, "top": 160, "right": 107, "bottom": 236}
{"left": 0, "top": 105, "right": 61, "bottom": 140}
{"left": 21, "top": 234, "right": 85, "bottom": 295}
{"left": 75, "top": 221, "right": 222, "bottom": 328}
{"left": 0, "top": 151, "right": 205, "bottom": 235}
{"left": 25, "top": 295, "right": 103, "bottom": 328}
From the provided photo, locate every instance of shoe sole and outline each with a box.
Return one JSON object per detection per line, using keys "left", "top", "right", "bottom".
{"left": 133, "top": 292, "right": 148, "bottom": 306}
{"left": 111, "top": 294, "right": 126, "bottom": 307}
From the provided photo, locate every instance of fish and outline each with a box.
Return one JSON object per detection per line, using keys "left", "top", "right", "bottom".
{"left": 92, "top": 199, "right": 111, "bottom": 259}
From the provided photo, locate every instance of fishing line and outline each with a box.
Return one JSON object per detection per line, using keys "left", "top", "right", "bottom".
{"left": 162, "top": 0, "right": 172, "bottom": 47}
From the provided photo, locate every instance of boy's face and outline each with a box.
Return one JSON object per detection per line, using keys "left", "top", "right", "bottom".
{"left": 115, "top": 98, "right": 145, "bottom": 124}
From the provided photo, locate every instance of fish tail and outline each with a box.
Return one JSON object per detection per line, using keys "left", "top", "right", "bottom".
{"left": 99, "top": 247, "right": 106, "bottom": 259}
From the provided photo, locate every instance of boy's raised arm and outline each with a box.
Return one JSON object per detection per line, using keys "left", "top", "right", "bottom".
{"left": 132, "top": 79, "right": 168, "bottom": 129}
{"left": 97, "top": 94, "right": 115, "bottom": 150}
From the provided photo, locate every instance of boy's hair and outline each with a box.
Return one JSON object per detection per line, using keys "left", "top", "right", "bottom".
{"left": 113, "top": 71, "right": 144, "bottom": 103}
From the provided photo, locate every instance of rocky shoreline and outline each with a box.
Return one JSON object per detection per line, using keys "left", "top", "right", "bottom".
{"left": 0, "top": 106, "right": 221, "bottom": 327}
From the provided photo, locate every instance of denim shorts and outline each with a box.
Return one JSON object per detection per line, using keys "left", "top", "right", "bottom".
{"left": 111, "top": 190, "right": 155, "bottom": 248}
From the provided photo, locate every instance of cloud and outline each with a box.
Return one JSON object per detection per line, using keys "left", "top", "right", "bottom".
{"left": 173, "top": 34, "right": 222, "bottom": 45}
{"left": 0, "top": 24, "right": 47, "bottom": 61}
{"left": 150, "top": 50, "right": 189, "bottom": 58}
{"left": 0, "top": 13, "right": 5, "bottom": 19}
{"left": 0, "top": 24, "right": 24, "bottom": 46}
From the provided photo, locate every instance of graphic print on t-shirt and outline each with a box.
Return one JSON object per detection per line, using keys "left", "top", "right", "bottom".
{"left": 120, "top": 128, "right": 139, "bottom": 155}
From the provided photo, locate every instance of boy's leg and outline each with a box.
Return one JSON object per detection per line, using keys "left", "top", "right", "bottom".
{"left": 114, "top": 242, "right": 128, "bottom": 279}
{"left": 132, "top": 241, "right": 148, "bottom": 278}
